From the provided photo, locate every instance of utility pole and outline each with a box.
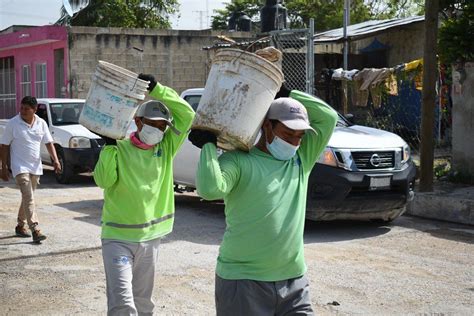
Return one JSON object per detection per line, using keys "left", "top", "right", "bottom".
{"left": 206, "top": 0, "right": 209, "bottom": 28}
{"left": 306, "top": 18, "right": 315, "bottom": 95}
{"left": 343, "top": 0, "right": 350, "bottom": 70}
{"left": 193, "top": 0, "right": 209, "bottom": 29}
{"left": 342, "top": 0, "right": 350, "bottom": 114}
{"left": 194, "top": 10, "right": 206, "bottom": 29}
{"left": 419, "top": 0, "right": 439, "bottom": 192}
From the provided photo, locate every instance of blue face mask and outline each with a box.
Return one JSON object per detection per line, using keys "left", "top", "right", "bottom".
{"left": 266, "top": 135, "right": 299, "bottom": 161}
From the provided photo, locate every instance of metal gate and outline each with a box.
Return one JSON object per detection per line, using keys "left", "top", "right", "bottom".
{"left": 270, "top": 20, "right": 314, "bottom": 95}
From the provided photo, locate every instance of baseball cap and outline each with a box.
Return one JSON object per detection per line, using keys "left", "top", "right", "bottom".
{"left": 266, "top": 98, "right": 315, "bottom": 133}
{"left": 135, "top": 100, "right": 180, "bottom": 135}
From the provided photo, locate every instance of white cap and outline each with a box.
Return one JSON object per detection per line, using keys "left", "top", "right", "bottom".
{"left": 266, "top": 98, "right": 315, "bottom": 133}
{"left": 135, "top": 100, "right": 180, "bottom": 135}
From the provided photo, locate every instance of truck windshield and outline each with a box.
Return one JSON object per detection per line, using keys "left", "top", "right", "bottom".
{"left": 50, "top": 103, "right": 84, "bottom": 126}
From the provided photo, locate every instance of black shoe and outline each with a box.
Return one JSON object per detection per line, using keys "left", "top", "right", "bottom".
{"left": 15, "top": 225, "right": 31, "bottom": 238}
{"left": 32, "top": 230, "right": 47, "bottom": 243}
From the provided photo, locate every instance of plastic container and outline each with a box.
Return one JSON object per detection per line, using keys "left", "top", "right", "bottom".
{"left": 192, "top": 49, "right": 284, "bottom": 151}
{"left": 79, "top": 61, "right": 149, "bottom": 139}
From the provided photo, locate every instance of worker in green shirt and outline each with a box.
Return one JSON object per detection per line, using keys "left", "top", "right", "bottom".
{"left": 94, "top": 74, "right": 195, "bottom": 315}
{"left": 189, "top": 85, "right": 338, "bottom": 315}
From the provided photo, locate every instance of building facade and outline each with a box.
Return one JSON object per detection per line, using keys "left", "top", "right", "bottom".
{"left": 0, "top": 26, "right": 69, "bottom": 118}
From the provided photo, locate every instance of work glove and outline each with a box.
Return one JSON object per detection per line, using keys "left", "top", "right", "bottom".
{"left": 138, "top": 73, "right": 157, "bottom": 92}
{"left": 188, "top": 129, "right": 217, "bottom": 149}
{"left": 275, "top": 82, "right": 291, "bottom": 99}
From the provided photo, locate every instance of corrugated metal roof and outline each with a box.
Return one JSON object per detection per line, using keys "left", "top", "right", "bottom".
{"left": 313, "top": 15, "right": 424, "bottom": 43}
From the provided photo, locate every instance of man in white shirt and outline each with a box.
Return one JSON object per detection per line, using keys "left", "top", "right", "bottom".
{"left": 0, "top": 96, "right": 61, "bottom": 243}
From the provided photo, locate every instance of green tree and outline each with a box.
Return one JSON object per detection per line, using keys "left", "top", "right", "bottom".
{"left": 211, "top": 0, "right": 425, "bottom": 32}
{"left": 367, "top": 0, "right": 425, "bottom": 19}
{"left": 438, "top": 0, "right": 473, "bottom": 63}
{"left": 57, "top": 0, "right": 179, "bottom": 28}
{"left": 285, "top": 0, "right": 373, "bottom": 30}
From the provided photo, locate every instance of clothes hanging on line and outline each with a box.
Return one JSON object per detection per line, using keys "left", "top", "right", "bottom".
{"left": 331, "top": 68, "right": 359, "bottom": 81}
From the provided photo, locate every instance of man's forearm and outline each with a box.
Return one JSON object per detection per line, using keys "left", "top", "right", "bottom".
{"left": 45, "top": 143, "right": 59, "bottom": 163}
{"left": 1, "top": 145, "right": 10, "bottom": 167}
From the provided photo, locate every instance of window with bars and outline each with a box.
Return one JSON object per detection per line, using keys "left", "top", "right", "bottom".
{"left": 21, "top": 64, "right": 31, "bottom": 98}
{"left": 35, "top": 63, "right": 47, "bottom": 98}
{"left": 0, "top": 56, "right": 16, "bottom": 119}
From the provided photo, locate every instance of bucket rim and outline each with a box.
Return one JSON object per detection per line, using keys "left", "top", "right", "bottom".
{"left": 213, "top": 48, "right": 284, "bottom": 77}
{"left": 95, "top": 67, "right": 149, "bottom": 89}
{"left": 91, "top": 75, "right": 147, "bottom": 100}
{"left": 97, "top": 60, "right": 142, "bottom": 80}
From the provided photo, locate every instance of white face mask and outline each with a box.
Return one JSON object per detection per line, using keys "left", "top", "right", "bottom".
{"left": 266, "top": 135, "right": 299, "bottom": 160}
{"left": 139, "top": 124, "right": 164, "bottom": 146}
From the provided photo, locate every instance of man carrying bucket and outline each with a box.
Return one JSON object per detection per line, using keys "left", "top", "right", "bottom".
{"left": 189, "top": 85, "right": 338, "bottom": 315}
{"left": 93, "top": 74, "right": 195, "bottom": 315}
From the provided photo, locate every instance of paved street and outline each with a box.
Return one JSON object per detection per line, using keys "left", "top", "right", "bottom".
{"left": 0, "top": 170, "right": 473, "bottom": 315}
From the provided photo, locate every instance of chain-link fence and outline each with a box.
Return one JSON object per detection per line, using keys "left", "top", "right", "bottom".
{"left": 270, "top": 27, "right": 314, "bottom": 95}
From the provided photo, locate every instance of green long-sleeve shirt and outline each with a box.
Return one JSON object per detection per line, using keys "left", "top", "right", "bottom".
{"left": 196, "top": 90, "right": 338, "bottom": 281}
{"left": 94, "top": 83, "right": 195, "bottom": 242}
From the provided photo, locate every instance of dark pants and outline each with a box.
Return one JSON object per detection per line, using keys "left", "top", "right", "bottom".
{"left": 215, "top": 274, "right": 314, "bottom": 316}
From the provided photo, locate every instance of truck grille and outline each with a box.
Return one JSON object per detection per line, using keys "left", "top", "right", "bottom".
{"left": 351, "top": 151, "right": 395, "bottom": 169}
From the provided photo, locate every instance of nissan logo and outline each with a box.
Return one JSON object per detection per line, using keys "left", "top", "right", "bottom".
{"left": 370, "top": 154, "right": 381, "bottom": 167}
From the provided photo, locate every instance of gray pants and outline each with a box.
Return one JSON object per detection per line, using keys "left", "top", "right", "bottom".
{"left": 102, "top": 238, "right": 161, "bottom": 316}
{"left": 215, "top": 274, "right": 314, "bottom": 316}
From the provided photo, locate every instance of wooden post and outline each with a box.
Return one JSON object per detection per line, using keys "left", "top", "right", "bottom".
{"left": 419, "top": 0, "right": 439, "bottom": 192}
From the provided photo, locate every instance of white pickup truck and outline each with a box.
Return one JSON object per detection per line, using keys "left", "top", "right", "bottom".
{"left": 174, "top": 88, "right": 416, "bottom": 222}
{"left": 0, "top": 98, "right": 104, "bottom": 184}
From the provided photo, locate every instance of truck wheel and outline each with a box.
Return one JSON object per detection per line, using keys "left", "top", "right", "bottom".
{"left": 55, "top": 150, "right": 73, "bottom": 184}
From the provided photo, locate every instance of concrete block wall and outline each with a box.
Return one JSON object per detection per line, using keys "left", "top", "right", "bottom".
{"left": 68, "top": 27, "right": 255, "bottom": 98}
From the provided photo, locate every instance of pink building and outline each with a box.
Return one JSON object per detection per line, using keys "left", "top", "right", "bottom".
{"left": 0, "top": 25, "right": 69, "bottom": 119}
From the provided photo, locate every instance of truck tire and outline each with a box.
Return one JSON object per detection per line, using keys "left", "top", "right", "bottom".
{"left": 55, "top": 149, "right": 74, "bottom": 184}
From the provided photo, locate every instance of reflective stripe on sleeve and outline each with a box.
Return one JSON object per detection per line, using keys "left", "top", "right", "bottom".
{"left": 104, "top": 213, "right": 174, "bottom": 229}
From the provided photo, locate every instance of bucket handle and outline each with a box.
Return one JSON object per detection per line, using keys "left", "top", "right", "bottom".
{"left": 228, "top": 35, "right": 272, "bottom": 65}
{"left": 244, "top": 36, "right": 271, "bottom": 52}
{"left": 130, "top": 46, "right": 144, "bottom": 91}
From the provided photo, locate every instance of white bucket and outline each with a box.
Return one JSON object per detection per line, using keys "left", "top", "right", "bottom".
{"left": 192, "top": 49, "right": 284, "bottom": 151}
{"left": 79, "top": 61, "right": 149, "bottom": 139}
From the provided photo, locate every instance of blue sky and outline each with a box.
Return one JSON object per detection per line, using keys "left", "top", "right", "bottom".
{"left": 0, "top": 0, "right": 227, "bottom": 31}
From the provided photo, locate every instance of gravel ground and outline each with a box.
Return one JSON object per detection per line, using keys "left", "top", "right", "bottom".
{"left": 0, "top": 170, "right": 473, "bottom": 315}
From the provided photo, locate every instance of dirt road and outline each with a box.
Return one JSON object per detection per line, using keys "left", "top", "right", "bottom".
{"left": 0, "top": 171, "right": 473, "bottom": 315}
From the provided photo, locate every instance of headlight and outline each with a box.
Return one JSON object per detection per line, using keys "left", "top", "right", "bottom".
{"left": 318, "top": 147, "right": 338, "bottom": 167}
{"left": 69, "top": 137, "right": 91, "bottom": 148}
{"left": 402, "top": 144, "right": 410, "bottom": 164}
